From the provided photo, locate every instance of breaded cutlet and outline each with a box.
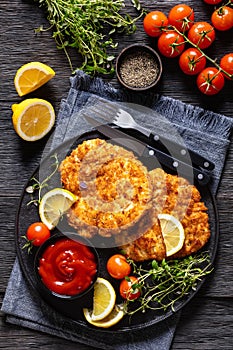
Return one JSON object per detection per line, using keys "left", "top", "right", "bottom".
{"left": 119, "top": 168, "right": 211, "bottom": 261}
{"left": 60, "top": 139, "right": 211, "bottom": 259}
{"left": 60, "top": 139, "right": 153, "bottom": 238}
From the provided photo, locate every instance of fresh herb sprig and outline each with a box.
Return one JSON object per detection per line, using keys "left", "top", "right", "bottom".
{"left": 125, "top": 252, "right": 213, "bottom": 315}
{"left": 34, "top": 0, "right": 144, "bottom": 75}
{"left": 26, "top": 154, "right": 59, "bottom": 206}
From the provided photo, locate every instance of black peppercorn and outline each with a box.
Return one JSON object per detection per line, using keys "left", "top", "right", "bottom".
{"left": 119, "top": 51, "right": 159, "bottom": 88}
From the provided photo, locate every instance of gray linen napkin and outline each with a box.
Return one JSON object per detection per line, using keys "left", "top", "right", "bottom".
{"left": 2, "top": 70, "right": 233, "bottom": 350}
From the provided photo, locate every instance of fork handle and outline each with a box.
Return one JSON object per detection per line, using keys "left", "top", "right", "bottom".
{"left": 148, "top": 132, "right": 215, "bottom": 171}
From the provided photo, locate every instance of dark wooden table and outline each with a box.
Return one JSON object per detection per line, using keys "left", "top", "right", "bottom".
{"left": 1, "top": 1, "right": 232, "bottom": 349}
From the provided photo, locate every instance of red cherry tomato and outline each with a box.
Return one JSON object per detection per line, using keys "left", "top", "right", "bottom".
{"left": 188, "top": 22, "right": 216, "bottom": 49}
{"left": 26, "top": 222, "right": 51, "bottom": 246}
{"left": 211, "top": 6, "right": 233, "bottom": 31}
{"left": 203, "top": 0, "right": 223, "bottom": 4}
{"left": 220, "top": 53, "right": 233, "bottom": 79}
{"left": 197, "top": 67, "right": 225, "bottom": 95}
{"left": 179, "top": 48, "right": 207, "bottom": 75}
{"left": 107, "top": 254, "right": 131, "bottom": 279}
{"left": 157, "top": 31, "right": 185, "bottom": 58}
{"left": 119, "top": 276, "right": 141, "bottom": 300}
{"left": 168, "top": 4, "right": 195, "bottom": 32}
{"left": 143, "top": 11, "right": 169, "bottom": 37}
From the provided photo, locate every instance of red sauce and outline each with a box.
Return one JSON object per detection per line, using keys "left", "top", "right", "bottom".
{"left": 38, "top": 237, "right": 97, "bottom": 296}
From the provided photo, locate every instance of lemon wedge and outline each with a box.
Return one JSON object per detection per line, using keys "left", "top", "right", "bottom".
{"left": 84, "top": 278, "right": 125, "bottom": 328}
{"left": 14, "top": 61, "right": 55, "bottom": 96}
{"left": 91, "top": 277, "right": 116, "bottom": 321}
{"left": 158, "top": 213, "right": 185, "bottom": 257}
{"left": 83, "top": 304, "right": 124, "bottom": 328}
{"left": 12, "top": 98, "right": 55, "bottom": 141}
{"left": 39, "top": 188, "right": 77, "bottom": 230}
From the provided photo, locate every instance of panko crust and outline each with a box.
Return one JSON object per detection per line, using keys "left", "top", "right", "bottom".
{"left": 60, "top": 138, "right": 105, "bottom": 195}
{"left": 119, "top": 220, "right": 166, "bottom": 262}
{"left": 60, "top": 139, "right": 211, "bottom": 259}
{"left": 120, "top": 168, "right": 211, "bottom": 261}
{"left": 60, "top": 138, "right": 153, "bottom": 237}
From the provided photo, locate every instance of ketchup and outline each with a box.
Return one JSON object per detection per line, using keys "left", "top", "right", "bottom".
{"left": 38, "top": 237, "right": 97, "bottom": 296}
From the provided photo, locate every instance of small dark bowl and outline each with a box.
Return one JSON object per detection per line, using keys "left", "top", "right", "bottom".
{"left": 34, "top": 232, "right": 99, "bottom": 308}
{"left": 116, "top": 44, "right": 162, "bottom": 91}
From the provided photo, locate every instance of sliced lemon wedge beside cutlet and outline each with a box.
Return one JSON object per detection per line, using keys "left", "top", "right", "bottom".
{"left": 158, "top": 213, "right": 185, "bottom": 257}
{"left": 39, "top": 188, "right": 77, "bottom": 230}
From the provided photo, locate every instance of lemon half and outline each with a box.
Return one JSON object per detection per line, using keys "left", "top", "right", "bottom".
{"left": 158, "top": 213, "right": 185, "bottom": 257}
{"left": 12, "top": 98, "right": 56, "bottom": 141}
{"left": 14, "top": 61, "right": 55, "bottom": 96}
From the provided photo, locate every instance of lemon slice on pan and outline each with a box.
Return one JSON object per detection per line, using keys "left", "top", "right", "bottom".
{"left": 90, "top": 277, "right": 116, "bottom": 321}
{"left": 14, "top": 61, "right": 55, "bottom": 96}
{"left": 39, "top": 188, "right": 77, "bottom": 230}
{"left": 158, "top": 214, "right": 185, "bottom": 257}
{"left": 83, "top": 304, "right": 124, "bottom": 328}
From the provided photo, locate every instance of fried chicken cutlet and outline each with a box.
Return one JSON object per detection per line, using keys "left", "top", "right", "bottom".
{"left": 59, "top": 139, "right": 153, "bottom": 238}
{"left": 60, "top": 139, "right": 211, "bottom": 260}
{"left": 119, "top": 168, "right": 211, "bottom": 261}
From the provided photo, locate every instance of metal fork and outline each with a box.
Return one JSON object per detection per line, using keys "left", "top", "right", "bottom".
{"left": 86, "top": 101, "right": 214, "bottom": 171}
{"left": 112, "top": 109, "right": 151, "bottom": 137}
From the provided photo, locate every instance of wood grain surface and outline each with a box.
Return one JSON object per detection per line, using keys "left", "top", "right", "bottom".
{"left": 0, "top": 1, "right": 232, "bottom": 349}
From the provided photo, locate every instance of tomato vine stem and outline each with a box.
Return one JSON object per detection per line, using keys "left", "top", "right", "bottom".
{"left": 168, "top": 26, "right": 233, "bottom": 80}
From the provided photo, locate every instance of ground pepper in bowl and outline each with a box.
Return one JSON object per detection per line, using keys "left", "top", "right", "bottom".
{"left": 116, "top": 44, "right": 162, "bottom": 91}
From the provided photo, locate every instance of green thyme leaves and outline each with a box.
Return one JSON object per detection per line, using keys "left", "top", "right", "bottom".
{"left": 34, "top": 0, "right": 144, "bottom": 75}
{"left": 26, "top": 154, "right": 59, "bottom": 206}
{"left": 125, "top": 252, "right": 213, "bottom": 315}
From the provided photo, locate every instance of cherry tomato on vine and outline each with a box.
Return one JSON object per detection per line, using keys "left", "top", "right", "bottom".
{"left": 220, "top": 53, "right": 233, "bottom": 79}
{"left": 157, "top": 31, "right": 185, "bottom": 58}
{"left": 119, "top": 276, "right": 141, "bottom": 300}
{"left": 26, "top": 222, "right": 51, "bottom": 246}
{"left": 168, "top": 4, "right": 195, "bottom": 32}
{"left": 188, "top": 22, "right": 216, "bottom": 49}
{"left": 179, "top": 48, "right": 207, "bottom": 75}
{"left": 143, "top": 11, "right": 169, "bottom": 37}
{"left": 107, "top": 254, "right": 131, "bottom": 279}
{"left": 197, "top": 67, "right": 225, "bottom": 95}
{"left": 211, "top": 6, "right": 233, "bottom": 31}
{"left": 203, "top": 0, "right": 223, "bottom": 4}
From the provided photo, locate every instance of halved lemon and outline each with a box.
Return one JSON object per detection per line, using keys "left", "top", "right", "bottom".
{"left": 158, "top": 213, "right": 185, "bottom": 257}
{"left": 90, "top": 277, "right": 116, "bottom": 321}
{"left": 39, "top": 188, "right": 77, "bottom": 230}
{"left": 12, "top": 98, "right": 56, "bottom": 141}
{"left": 83, "top": 304, "right": 125, "bottom": 328}
{"left": 14, "top": 61, "right": 55, "bottom": 96}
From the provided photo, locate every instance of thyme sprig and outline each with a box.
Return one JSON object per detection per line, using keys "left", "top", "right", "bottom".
{"left": 34, "top": 0, "right": 144, "bottom": 74}
{"left": 26, "top": 154, "right": 59, "bottom": 206}
{"left": 124, "top": 252, "right": 213, "bottom": 315}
